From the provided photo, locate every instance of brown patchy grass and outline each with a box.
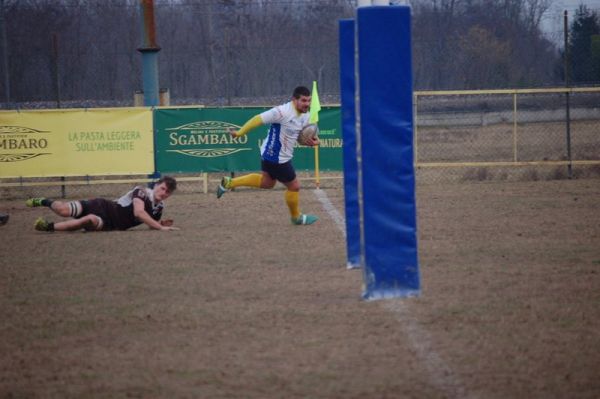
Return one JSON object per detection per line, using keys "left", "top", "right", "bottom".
{"left": 1, "top": 178, "right": 599, "bottom": 398}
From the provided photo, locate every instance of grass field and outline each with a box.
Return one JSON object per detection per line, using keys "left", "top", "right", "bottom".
{"left": 1, "top": 178, "right": 599, "bottom": 398}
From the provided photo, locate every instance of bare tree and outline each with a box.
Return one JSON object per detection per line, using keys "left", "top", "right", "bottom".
{"left": 412, "top": 0, "right": 558, "bottom": 89}
{"left": 2, "top": 0, "right": 566, "bottom": 106}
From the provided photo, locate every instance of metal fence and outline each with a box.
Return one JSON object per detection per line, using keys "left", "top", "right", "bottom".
{"left": 1, "top": 87, "right": 599, "bottom": 200}
{"left": 414, "top": 87, "right": 600, "bottom": 183}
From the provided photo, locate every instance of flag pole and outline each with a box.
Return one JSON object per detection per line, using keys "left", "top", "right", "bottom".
{"left": 314, "top": 144, "right": 320, "bottom": 188}
{"left": 310, "top": 81, "right": 321, "bottom": 189}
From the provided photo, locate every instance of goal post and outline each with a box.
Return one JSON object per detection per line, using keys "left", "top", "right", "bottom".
{"left": 339, "top": 19, "right": 361, "bottom": 270}
{"left": 341, "top": 5, "right": 420, "bottom": 299}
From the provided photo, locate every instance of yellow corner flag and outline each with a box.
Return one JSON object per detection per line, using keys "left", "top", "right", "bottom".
{"left": 309, "top": 80, "right": 321, "bottom": 124}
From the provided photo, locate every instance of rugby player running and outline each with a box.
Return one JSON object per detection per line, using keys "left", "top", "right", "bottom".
{"left": 217, "top": 86, "right": 320, "bottom": 225}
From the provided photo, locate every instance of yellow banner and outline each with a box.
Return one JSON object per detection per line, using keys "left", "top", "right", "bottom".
{"left": 0, "top": 108, "right": 154, "bottom": 178}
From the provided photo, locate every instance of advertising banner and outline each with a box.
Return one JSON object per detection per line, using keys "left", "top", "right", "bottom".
{"left": 0, "top": 108, "right": 154, "bottom": 178}
{"left": 155, "top": 106, "right": 342, "bottom": 173}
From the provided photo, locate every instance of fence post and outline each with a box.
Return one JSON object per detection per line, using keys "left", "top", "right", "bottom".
{"left": 414, "top": 93, "right": 418, "bottom": 164}
{"left": 52, "top": 33, "right": 61, "bottom": 109}
{"left": 513, "top": 92, "right": 518, "bottom": 163}
{"left": 202, "top": 173, "right": 208, "bottom": 194}
{"left": 564, "top": 10, "right": 573, "bottom": 179}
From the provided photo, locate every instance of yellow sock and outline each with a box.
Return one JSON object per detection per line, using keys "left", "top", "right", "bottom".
{"left": 285, "top": 190, "right": 301, "bottom": 219}
{"left": 231, "top": 173, "right": 262, "bottom": 188}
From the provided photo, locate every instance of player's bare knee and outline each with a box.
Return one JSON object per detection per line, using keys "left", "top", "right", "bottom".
{"left": 262, "top": 180, "right": 276, "bottom": 189}
{"left": 52, "top": 200, "right": 83, "bottom": 218}
{"left": 81, "top": 215, "right": 101, "bottom": 231}
{"left": 286, "top": 180, "right": 300, "bottom": 191}
{"left": 52, "top": 201, "right": 71, "bottom": 217}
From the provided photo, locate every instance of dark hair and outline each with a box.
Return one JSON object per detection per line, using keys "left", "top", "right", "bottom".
{"left": 156, "top": 175, "right": 177, "bottom": 192}
{"left": 292, "top": 86, "right": 311, "bottom": 99}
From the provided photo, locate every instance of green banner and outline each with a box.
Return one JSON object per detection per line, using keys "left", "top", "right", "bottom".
{"left": 155, "top": 106, "right": 342, "bottom": 173}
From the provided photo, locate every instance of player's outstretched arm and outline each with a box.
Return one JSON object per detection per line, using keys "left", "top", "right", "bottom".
{"left": 133, "top": 198, "right": 179, "bottom": 231}
{"left": 160, "top": 219, "right": 174, "bottom": 227}
{"left": 229, "top": 115, "right": 263, "bottom": 138}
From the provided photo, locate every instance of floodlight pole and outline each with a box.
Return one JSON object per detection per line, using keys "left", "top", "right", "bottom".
{"left": 0, "top": 0, "right": 10, "bottom": 103}
{"left": 138, "top": 0, "right": 160, "bottom": 107}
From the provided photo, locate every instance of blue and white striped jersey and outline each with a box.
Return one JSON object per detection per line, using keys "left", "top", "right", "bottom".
{"left": 259, "top": 101, "right": 311, "bottom": 164}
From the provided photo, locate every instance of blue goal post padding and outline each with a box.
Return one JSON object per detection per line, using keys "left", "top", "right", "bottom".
{"left": 356, "top": 6, "right": 420, "bottom": 299}
{"left": 339, "top": 19, "right": 361, "bottom": 269}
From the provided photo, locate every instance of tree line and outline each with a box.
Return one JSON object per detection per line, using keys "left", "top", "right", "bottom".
{"left": 565, "top": 4, "right": 600, "bottom": 84}
{"left": 0, "top": 0, "right": 598, "bottom": 106}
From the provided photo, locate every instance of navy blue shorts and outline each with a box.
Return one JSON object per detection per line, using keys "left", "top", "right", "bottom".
{"left": 261, "top": 159, "right": 296, "bottom": 183}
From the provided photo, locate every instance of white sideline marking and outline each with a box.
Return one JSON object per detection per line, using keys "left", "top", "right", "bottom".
{"left": 384, "top": 300, "right": 475, "bottom": 399}
{"left": 313, "top": 188, "right": 346, "bottom": 237}
{"left": 313, "top": 188, "right": 475, "bottom": 399}
{"left": 313, "top": 188, "right": 360, "bottom": 269}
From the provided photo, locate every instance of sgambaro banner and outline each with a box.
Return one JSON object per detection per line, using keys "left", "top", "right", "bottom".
{"left": 0, "top": 108, "right": 154, "bottom": 178}
{"left": 155, "top": 106, "right": 342, "bottom": 172}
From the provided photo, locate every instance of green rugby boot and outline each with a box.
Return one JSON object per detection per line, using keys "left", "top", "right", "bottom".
{"left": 292, "top": 214, "right": 319, "bottom": 225}
{"left": 26, "top": 197, "right": 46, "bottom": 207}
{"left": 216, "top": 176, "right": 232, "bottom": 199}
{"left": 34, "top": 217, "right": 54, "bottom": 232}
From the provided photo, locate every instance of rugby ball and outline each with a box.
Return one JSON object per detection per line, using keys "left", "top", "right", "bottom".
{"left": 297, "top": 124, "right": 319, "bottom": 146}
